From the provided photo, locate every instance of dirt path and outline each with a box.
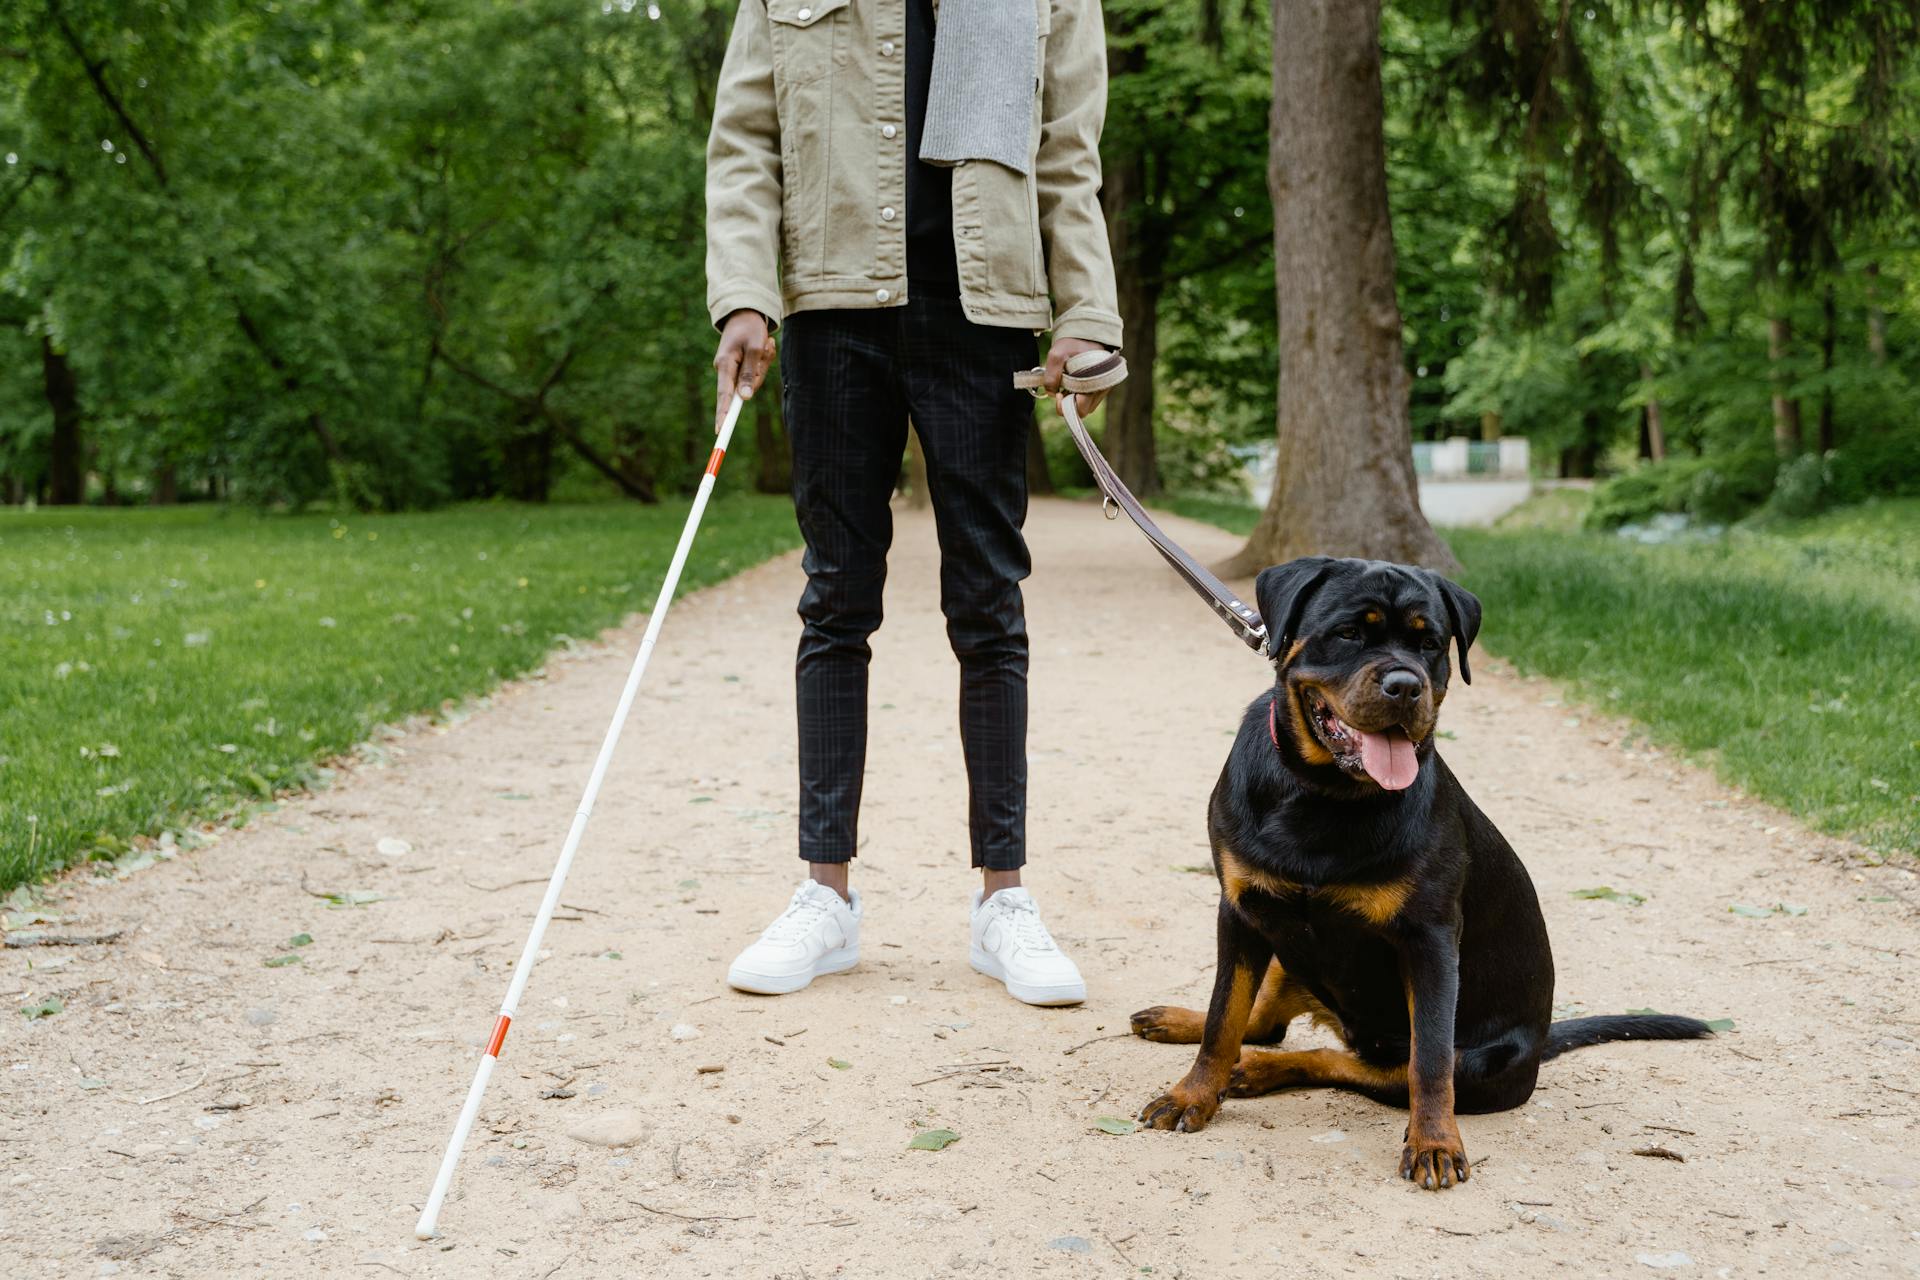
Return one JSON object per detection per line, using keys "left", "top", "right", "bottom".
{"left": 4, "top": 498, "right": 1916, "bottom": 1278}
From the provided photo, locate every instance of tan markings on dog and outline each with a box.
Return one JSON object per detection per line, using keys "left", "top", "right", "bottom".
{"left": 1408, "top": 615, "right": 1428, "bottom": 630}
{"left": 1282, "top": 638, "right": 1305, "bottom": 667}
{"left": 1402, "top": 975, "right": 1468, "bottom": 1188}
{"left": 1217, "top": 847, "right": 1302, "bottom": 905}
{"left": 1319, "top": 878, "right": 1413, "bottom": 927}
{"left": 1283, "top": 684, "right": 1335, "bottom": 765}
{"left": 1364, "top": 610, "right": 1382, "bottom": 625}
{"left": 1227, "top": 1047, "right": 1408, "bottom": 1099}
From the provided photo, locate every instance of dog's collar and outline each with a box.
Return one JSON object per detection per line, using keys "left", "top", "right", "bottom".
{"left": 1268, "top": 692, "right": 1282, "bottom": 752}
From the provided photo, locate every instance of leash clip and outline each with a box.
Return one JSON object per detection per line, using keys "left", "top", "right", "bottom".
{"left": 1101, "top": 495, "right": 1119, "bottom": 521}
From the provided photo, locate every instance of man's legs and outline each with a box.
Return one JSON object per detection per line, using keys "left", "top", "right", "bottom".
{"left": 897, "top": 297, "right": 1036, "bottom": 875}
{"left": 725, "top": 309, "right": 902, "bottom": 997}
{"left": 786, "top": 309, "right": 910, "bottom": 882}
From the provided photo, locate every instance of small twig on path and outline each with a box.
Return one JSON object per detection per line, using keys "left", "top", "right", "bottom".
{"left": 1632, "top": 1145, "right": 1686, "bottom": 1162}
{"left": 1573, "top": 1099, "right": 1623, "bottom": 1110}
{"left": 139, "top": 1067, "right": 209, "bottom": 1106}
{"left": 560, "top": 902, "right": 605, "bottom": 916}
{"left": 628, "top": 1200, "right": 753, "bottom": 1223}
{"left": 1642, "top": 1124, "right": 1695, "bottom": 1136}
{"left": 1064, "top": 1033, "right": 1132, "bottom": 1057}
{"left": 465, "top": 877, "right": 546, "bottom": 893}
{"left": 1104, "top": 1232, "right": 1138, "bottom": 1267}
{"left": 3, "top": 930, "right": 123, "bottom": 948}
{"left": 359, "top": 1262, "right": 409, "bottom": 1276}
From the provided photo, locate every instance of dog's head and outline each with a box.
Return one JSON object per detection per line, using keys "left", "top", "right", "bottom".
{"left": 1255, "top": 556, "right": 1481, "bottom": 793}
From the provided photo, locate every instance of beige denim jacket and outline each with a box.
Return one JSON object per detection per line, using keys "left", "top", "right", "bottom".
{"left": 704, "top": 0, "right": 1123, "bottom": 348}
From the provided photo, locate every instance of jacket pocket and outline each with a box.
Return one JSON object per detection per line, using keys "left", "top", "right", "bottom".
{"left": 766, "top": 0, "right": 850, "bottom": 88}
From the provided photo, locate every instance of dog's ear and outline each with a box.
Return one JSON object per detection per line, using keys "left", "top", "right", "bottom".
{"left": 1430, "top": 572, "right": 1482, "bottom": 685}
{"left": 1255, "top": 557, "right": 1338, "bottom": 662}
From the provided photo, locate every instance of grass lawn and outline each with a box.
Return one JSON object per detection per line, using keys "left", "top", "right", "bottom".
{"left": 0, "top": 498, "right": 801, "bottom": 889}
{"left": 1162, "top": 491, "right": 1920, "bottom": 858}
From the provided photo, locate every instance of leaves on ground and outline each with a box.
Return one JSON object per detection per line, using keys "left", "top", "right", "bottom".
{"left": 1729, "top": 902, "right": 1808, "bottom": 918}
{"left": 287, "top": 932, "right": 313, "bottom": 948}
{"left": 1170, "top": 864, "right": 1211, "bottom": 874}
{"left": 20, "top": 996, "right": 63, "bottom": 1019}
{"left": 1571, "top": 886, "right": 1646, "bottom": 905}
{"left": 907, "top": 1129, "right": 960, "bottom": 1151}
{"left": 1092, "top": 1116, "right": 1137, "bottom": 1135}
{"left": 827, "top": 1057, "right": 851, "bottom": 1070}
{"left": 1705, "top": 1017, "right": 1736, "bottom": 1032}
{"left": 263, "top": 954, "right": 302, "bottom": 968}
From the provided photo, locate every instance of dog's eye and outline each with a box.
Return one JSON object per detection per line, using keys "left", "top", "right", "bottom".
{"left": 1335, "top": 625, "right": 1363, "bottom": 642}
{"left": 1420, "top": 635, "right": 1443, "bottom": 652}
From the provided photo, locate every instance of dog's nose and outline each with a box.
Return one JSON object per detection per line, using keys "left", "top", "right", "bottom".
{"left": 1379, "top": 669, "right": 1423, "bottom": 702}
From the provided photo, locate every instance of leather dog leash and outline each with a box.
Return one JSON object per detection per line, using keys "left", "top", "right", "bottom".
{"left": 1015, "top": 352, "right": 1270, "bottom": 657}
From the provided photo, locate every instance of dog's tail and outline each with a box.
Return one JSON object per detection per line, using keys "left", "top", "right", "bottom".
{"left": 1541, "top": 1013, "right": 1715, "bottom": 1061}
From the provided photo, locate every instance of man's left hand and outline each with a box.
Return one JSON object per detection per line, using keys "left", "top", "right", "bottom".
{"left": 1042, "top": 337, "right": 1116, "bottom": 418}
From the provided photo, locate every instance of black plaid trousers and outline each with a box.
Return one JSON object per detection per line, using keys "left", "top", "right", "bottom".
{"left": 782, "top": 296, "right": 1037, "bottom": 871}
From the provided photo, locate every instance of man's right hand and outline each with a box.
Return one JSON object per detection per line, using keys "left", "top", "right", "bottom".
{"left": 713, "top": 309, "right": 776, "bottom": 434}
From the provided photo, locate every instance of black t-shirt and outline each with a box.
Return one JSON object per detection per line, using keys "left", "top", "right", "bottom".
{"left": 904, "top": 0, "right": 959, "bottom": 295}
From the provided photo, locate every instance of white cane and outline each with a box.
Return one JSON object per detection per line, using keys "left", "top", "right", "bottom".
{"left": 414, "top": 393, "right": 748, "bottom": 1239}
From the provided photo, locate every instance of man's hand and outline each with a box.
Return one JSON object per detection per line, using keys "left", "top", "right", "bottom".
{"left": 714, "top": 309, "right": 776, "bottom": 433}
{"left": 1043, "top": 337, "right": 1115, "bottom": 417}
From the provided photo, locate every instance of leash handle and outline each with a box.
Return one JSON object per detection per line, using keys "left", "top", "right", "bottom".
{"left": 1018, "top": 355, "right": 1269, "bottom": 657}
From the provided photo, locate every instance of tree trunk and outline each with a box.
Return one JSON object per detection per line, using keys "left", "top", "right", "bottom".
{"left": 1104, "top": 270, "right": 1161, "bottom": 495}
{"left": 1767, "top": 314, "right": 1802, "bottom": 457}
{"left": 502, "top": 419, "right": 555, "bottom": 502}
{"left": 41, "top": 336, "right": 84, "bottom": 506}
{"left": 1026, "top": 416, "right": 1054, "bottom": 494}
{"left": 1479, "top": 411, "right": 1501, "bottom": 441}
{"left": 1817, "top": 281, "right": 1836, "bottom": 454}
{"left": 1101, "top": 145, "right": 1161, "bottom": 495}
{"left": 154, "top": 462, "right": 179, "bottom": 504}
{"left": 753, "top": 389, "right": 792, "bottom": 494}
{"left": 905, "top": 422, "right": 931, "bottom": 509}
{"left": 1640, "top": 363, "right": 1666, "bottom": 461}
{"left": 1224, "top": 0, "right": 1453, "bottom": 576}
{"left": 1865, "top": 261, "right": 1887, "bottom": 366}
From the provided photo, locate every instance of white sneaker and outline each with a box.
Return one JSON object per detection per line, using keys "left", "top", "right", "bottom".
{"left": 726, "top": 880, "right": 861, "bottom": 995}
{"left": 970, "top": 887, "right": 1086, "bottom": 1006}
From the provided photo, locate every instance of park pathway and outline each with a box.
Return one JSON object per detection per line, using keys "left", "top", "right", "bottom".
{"left": 3, "top": 498, "right": 1917, "bottom": 1278}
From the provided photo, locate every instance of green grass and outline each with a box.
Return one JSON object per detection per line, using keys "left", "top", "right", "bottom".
{"left": 1161, "top": 492, "right": 1920, "bottom": 857}
{"left": 0, "top": 498, "right": 801, "bottom": 889}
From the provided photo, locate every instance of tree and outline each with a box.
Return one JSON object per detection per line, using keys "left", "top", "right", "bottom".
{"left": 1223, "top": 0, "right": 1454, "bottom": 575}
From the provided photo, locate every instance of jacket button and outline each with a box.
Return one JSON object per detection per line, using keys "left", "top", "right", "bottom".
{"left": 880, "top": 207, "right": 896, "bottom": 221}
{"left": 797, "top": 6, "right": 812, "bottom": 17}
{"left": 880, "top": 40, "right": 895, "bottom": 55}
{"left": 875, "top": 288, "right": 891, "bottom": 302}
{"left": 881, "top": 124, "right": 897, "bottom": 139}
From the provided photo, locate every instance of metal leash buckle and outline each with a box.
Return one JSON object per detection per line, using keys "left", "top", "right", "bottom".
{"left": 1101, "top": 494, "right": 1120, "bottom": 521}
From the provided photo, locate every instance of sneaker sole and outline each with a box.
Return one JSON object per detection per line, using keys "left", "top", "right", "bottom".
{"left": 726, "top": 944, "right": 858, "bottom": 996}
{"left": 970, "top": 945, "right": 1085, "bottom": 1007}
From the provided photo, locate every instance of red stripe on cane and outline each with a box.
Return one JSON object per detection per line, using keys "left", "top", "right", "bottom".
{"left": 705, "top": 447, "right": 725, "bottom": 477}
{"left": 485, "top": 1015, "right": 511, "bottom": 1058}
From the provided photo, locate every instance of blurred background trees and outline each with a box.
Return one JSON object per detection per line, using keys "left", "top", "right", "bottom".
{"left": 2, "top": 0, "right": 1915, "bottom": 527}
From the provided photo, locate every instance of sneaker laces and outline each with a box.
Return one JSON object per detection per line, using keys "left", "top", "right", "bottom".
{"left": 764, "top": 886, "right": 833, "bottom": 943}
{"left": 999, "top": 894, "right": 1058, "bottom": 954}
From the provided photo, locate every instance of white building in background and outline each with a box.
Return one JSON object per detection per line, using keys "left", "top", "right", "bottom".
{"left": 1237, "top": 436, "right": 1532, "bottom": 527}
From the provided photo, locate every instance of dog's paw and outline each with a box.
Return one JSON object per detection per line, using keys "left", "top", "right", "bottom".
{"left": 1398, "top": 1130, "right": 1470, "bottom": 1190}
{"left": 1130, "top": 1005, "right": 1204, "bottom": 1043}
{"left": 1138, "top": 1085, "right": 1221, "bottom": 1133}
{"left": 1226, "top": 1049, "right": 1278, "bottom": 1097}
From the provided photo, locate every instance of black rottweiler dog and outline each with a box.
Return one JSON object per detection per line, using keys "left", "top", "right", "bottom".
{"left": 1132, "top": 557, "right": 1711, "bottom": 1189}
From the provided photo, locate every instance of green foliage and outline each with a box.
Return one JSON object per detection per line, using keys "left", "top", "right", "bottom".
{"left": 1585, "top": 445, "right": 1778, "bottom": 528}
{"left": 0, "top": 498, "right": 801, "bottom": 887}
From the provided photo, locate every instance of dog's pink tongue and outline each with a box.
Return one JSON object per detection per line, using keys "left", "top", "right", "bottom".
{"left": 1357, "top": 729, "right": 1419, "bottom": 790}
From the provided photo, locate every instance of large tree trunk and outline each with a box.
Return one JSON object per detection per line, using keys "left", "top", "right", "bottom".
{"left": 41, "top": 336, "right": 84, "bottom": 506}
{"left": 1224, "top": 0, "right": 1453, "bottom": 576}
{"left": 753, "top": 388, "right": 792, "bottom": 494}
{"left": 1640, "top": 363, "right": 1667, "bottom": 462}
{"left": 1865, "top": 260, "right": 1887, "bottom": 366}
{"left": 1767, "top": 312, "right": 1802, "bottom": 457}
{"left": 1026, "top": 416, "right": 1054, "bottom": 495}
{"left": 1101, "top": 145, "right": 1161, "bottom": 495}
{"left": 1817, "top": 281, "right": 1836, "bottom": 454}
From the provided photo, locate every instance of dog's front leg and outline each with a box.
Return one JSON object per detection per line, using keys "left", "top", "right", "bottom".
{"left": 1139, "top": 900, "right": 1272, "bottom": 1133}
{"left": 1398, "top": 920, "right": 1469, "bottom": 1188}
